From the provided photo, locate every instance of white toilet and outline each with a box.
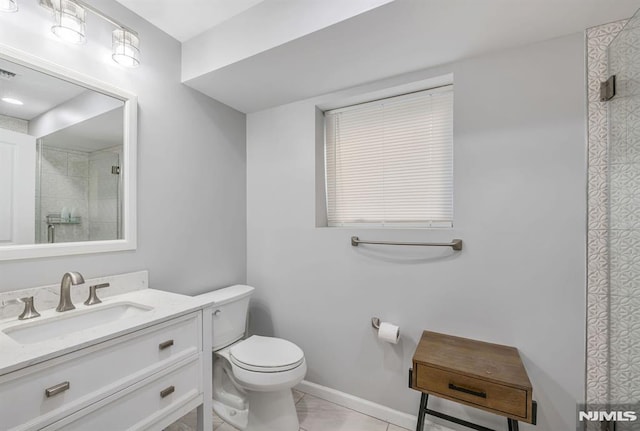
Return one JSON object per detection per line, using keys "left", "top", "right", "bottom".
{"left": 197, "top": 285, "right": 306, "bottom": 431}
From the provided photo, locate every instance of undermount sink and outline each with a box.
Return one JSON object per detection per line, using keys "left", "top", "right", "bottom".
{"left": 2, "top": 302, "right": 153, "bottom": 344}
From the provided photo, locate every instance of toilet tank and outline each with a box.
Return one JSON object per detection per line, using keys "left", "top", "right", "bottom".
{"left": 195, "top": 284, "right": 255, "bottom": 351}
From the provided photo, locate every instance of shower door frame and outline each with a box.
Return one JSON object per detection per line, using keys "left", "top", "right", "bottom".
{"left": 585, "top": 19, "right": 629, "bottom": 412}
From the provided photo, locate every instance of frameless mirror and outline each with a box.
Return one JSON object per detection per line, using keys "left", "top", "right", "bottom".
{"left": 0, "top": 46, "right": 137, "bottom": 260}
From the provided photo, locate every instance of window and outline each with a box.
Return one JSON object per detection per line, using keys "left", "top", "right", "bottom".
{"left": 324, "top": 85, "right": 453, "bottom": 227}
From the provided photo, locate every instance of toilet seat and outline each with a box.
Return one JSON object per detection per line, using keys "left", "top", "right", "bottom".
{"left": 230, "top": 335, "right": 304, "bottom": 373}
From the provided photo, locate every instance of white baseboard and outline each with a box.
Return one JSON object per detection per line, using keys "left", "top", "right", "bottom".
{"left": 295, "top": 380, "right": 453, "bottom": 431}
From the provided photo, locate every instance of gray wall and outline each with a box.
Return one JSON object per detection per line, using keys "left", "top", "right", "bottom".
{"left": 247, "top": 33, "right": 585, "bottom": 431}
{"left": 0, "top": 0, "right": 246, "bottom": 293}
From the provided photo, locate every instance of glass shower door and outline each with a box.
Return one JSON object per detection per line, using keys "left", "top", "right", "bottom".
{"left": 607, "top": 7, "right": 640, "bottom": 426}
{"left": 88, "top": 151, "right": 121, "bottom": 241}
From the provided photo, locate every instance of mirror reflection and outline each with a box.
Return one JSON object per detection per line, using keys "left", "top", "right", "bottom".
{"left": 0, "top": 58, "right": 124, "bottom": 246}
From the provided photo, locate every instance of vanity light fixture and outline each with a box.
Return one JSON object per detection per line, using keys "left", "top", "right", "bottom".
{"left": 51, "top": 0, "right": 86, "bottom": 45}
{"left": 1, "top": 97, "right": 23, "bottom": 105}
{"left": 0, "top": 0, "right": 18, "bottom": 13}
{"left": 38, "top": 0, "right": 140, "bottom": 67}
{"left": 112, "top": 29, "right": 140, "bottom": 68}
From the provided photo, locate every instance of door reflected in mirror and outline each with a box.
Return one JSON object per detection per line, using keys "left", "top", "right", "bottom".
{"left": 0, "top": 56, "right": 126, "bottom": 247}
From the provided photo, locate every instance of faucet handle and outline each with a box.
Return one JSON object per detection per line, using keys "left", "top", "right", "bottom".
{"left": 5, "top": 297, "right": 41, "bottom": 320}
{"left": 84, "top": 283, "right": 110, "bottom": 306}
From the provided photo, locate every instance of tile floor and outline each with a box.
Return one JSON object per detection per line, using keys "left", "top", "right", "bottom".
{"left": 165, "top": 389, "right": 450, "bottom": 431}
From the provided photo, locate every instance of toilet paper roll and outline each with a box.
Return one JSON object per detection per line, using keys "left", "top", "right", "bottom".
{"left": 378, "top": 322, "right": 400, "bottom": 344}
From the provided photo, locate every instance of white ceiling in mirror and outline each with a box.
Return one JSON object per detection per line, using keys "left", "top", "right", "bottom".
{"left": 0, "top": 58, "right": 86, "bottom": 120}
{"left": 114, "top": 0, "right": 266, "bottom": 42}
{"left": 41, "top": 108, "right": 124, "bottom": 152}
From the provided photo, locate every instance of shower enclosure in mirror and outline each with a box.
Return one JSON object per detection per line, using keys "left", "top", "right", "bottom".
{"left": 0, "top": 45, "right": 136, "bottom": 260}
{"left": 35, "top": 110, "right": 123, "bottom": 244}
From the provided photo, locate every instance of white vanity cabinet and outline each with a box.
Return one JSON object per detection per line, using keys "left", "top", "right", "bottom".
{"left": 0, "top": 309, "right": 211, "bottom": 431}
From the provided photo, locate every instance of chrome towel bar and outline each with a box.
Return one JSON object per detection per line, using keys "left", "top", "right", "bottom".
{"left": 351, "top": 236, "right": 463, "bottom": 251}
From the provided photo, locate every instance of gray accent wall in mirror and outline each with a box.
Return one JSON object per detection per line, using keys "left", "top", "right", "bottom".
{"left": 0, "top": 46, "right": 137, "bottom": 260}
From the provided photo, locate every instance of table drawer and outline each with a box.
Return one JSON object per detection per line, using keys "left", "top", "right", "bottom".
{"left": 415, "top": 364, "right": 527, "bottom": 418}
{"left": 1, "top": 312, "right": 201, "bottom": 431}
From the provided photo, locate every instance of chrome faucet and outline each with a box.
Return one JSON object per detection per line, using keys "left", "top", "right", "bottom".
{"left": 56, "top": 272, "right": 85, "bottom": 312}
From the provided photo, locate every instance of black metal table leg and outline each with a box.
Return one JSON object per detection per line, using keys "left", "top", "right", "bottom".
{"left": 413, "top": 386, "right": 527, "bottom": 431}
{"left": 416, "top": 393, "right": 428, "bottom": 431}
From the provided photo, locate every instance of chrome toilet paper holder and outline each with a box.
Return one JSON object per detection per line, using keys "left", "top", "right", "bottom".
{"left": 371, "top": 317, "right": 381, "bottom": 330}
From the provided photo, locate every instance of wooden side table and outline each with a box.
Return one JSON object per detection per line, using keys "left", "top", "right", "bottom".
{"left": 410, "top": 331, "right": 537, "bottom": 431}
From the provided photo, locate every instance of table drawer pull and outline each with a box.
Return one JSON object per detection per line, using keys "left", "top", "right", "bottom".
{"left": 45, "top": 381, "right": 70, "bottom": 398}
{"left": 448, "top": 383, "right": 487, "bottom": 399}
{"left": 160, "top": 385, "right": 175, "bottom": 398}
{"left": 159, "top": 340, "right": 174, "bottom": 350}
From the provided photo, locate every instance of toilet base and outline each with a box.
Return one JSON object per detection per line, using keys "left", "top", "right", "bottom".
{"left": 246, "top": 389, "right": 299, "bottom": 431}
{"left": 213, "top": 389, "right": 299, "bottom": 431}
{"left": 213, "top": 399, "right": 248, "bottom": 430}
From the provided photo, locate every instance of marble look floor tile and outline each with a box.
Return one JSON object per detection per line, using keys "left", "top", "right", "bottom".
{"left": 296, "top": 394, "right": 388, "bottom": 431}
{"left": 214, "top": 423, "right": 238, "bottom": 431}
{"left": 166, "top": 389, "right": 441, "bottom": 431}
{"left": 163, "top": 421, "right": 193, "bottom": 431}
{"left": 212, "top": 411, "right": 225, "bottom": 429}
{"left": 180, "top": 409, "right": 198, "bottom": 428}
{"left": 293, "top": 389, "right": 305, "bottom": 404}
{"left": 389, "top": 423, "right": 452, "bottom": 431}
{"left": 214, "top": 423, "right": 303, "bottom": 431}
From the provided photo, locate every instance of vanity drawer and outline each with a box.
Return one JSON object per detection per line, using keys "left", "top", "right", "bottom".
{"left": 43, "top": 355, "right": 202, "bottom": 431}
{"left": 414, "top": 364, "right": 528, "bottom": 418}
{"left": 0, "top": 312, "right": 201, "bottom": 431}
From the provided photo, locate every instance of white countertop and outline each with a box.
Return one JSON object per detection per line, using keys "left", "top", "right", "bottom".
{"left": 0, "top": 289, "right": 212, "bottom": 376}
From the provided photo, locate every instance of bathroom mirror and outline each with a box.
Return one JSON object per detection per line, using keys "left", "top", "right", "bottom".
{"left": 0, "top": 45, "right": 137, "bottom": 260}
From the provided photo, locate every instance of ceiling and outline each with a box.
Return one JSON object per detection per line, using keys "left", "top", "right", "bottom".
{"left": 114, "top": 0, "right": 266, "bottom": 42}
{"left": 43, "top": 108, "right": 124, "bottom": 152}
{"left": 0, "top": 58, "right": 124, "bottom": 152}
{"left": 118, "top": 0, "right": 640, "bottom": 113}
{"left": 0, "top": 58, "right": 86, "bottom": 120}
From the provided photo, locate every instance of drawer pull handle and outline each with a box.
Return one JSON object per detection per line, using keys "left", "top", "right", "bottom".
{"left": 160, "top": 386, "right": 175, "bottom": 398}
{"left": 45, "top": 381, "right": 70, "bottom": 398}
{"left": 159, "top": 340, "right": 174, "bottom": 350}
{"left": 448, "top": 383, "right": 487, "bottom": 399}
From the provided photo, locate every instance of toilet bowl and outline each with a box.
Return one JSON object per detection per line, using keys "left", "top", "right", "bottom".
{"left": 197, "top": 285, "right": 306, "bottom": 431}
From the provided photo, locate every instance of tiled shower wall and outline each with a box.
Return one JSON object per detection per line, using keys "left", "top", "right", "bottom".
{"left": 37, "top": 146, "right": 90, "bottom": 243}
{"left": 0, "top": 114, "right": 27, "bottom": 134}
{"left": 586, "top": 18, "right": 632, "bottom": 410}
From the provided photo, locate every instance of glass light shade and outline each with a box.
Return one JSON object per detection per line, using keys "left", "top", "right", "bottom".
{"left": 0, "top": 0, "right": 18, "bottom": 12}
{"left": 112, "top": 29, "right": 140, "bottom": 68}
{"left": 51, "top": 0, "right": 86, "bottom": 44}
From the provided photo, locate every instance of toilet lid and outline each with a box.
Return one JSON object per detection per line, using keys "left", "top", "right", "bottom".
{"left": 230, "top": 335, "right": 304, "bottom": 373}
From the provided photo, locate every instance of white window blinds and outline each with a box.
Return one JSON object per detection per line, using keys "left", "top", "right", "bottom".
{"left": 325, "top": 86, "right": 453, "bottom": 227}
